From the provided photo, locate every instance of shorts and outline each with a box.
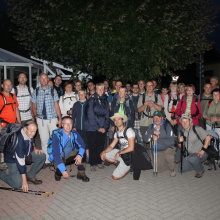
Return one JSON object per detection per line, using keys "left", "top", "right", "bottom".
{"left": 106, "top": 149, "right": 130, "bottom": 178}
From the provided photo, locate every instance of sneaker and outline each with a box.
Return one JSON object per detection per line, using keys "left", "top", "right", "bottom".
{"left": 26, "top": 177, "right": 43, "bottom": 184}
{"left": 170, "top": 170, "right": 176, "bottom": 177}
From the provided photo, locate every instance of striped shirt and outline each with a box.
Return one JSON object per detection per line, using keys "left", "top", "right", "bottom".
{"left": 12, "top": 86, "right": 33, "bottom": 121}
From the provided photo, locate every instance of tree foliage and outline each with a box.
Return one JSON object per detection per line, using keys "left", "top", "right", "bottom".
{"left": 6, "top": 0, "right": 217, "bottom": 81}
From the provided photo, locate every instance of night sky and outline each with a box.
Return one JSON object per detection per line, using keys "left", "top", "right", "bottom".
{"left": 0, "top": 0, "right": 220, "bottom": 54}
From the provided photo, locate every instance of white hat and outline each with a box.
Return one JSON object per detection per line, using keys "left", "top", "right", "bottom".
{"left": 110, "top": 113, "right": 128, "bottom": 122}
{"left": 180, "top": 114, "right": 192, "bottom": 122}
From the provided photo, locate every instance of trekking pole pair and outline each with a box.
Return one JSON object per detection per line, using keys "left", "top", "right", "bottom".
{"left": 0, "top": 186, "right": 54, "bottom": 197}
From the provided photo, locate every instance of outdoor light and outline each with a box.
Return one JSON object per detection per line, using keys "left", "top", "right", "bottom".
{"left": 172, "top": 75, "right": 179, "bottom": 81}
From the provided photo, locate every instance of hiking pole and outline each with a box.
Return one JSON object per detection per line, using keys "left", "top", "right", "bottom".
{"left": 180, "top": 141, "right": 183, "bottom": 175}
{"left": 153, "top": 140, "right": 158, "bottom": 177}
{"left": 0, "top": 187, "right": 53, "bottom": 197}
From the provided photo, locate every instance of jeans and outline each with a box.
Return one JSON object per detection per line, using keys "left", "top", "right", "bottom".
{"left": 0, "top": 151, "right": 46, "bottom": 188}
{"left": 178, "top": 152, "right": 208, "bottom": 174}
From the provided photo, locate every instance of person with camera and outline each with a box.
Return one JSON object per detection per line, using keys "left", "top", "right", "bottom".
{"left": 178, "top": 114, "right": 212, "bottom": 178}
{"left": 0, "top": 121, "right": 46, "bottom": 191}
{"left": 100, "top": 113, "right": 135, "bottom": 180}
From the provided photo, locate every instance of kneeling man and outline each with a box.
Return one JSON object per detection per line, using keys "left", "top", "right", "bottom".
{"left": 144, "top": 111, "right": 176, "bottom": 177}
{"left": 100, "top": 113, "right": 135, "bottom": 180}
{"left": 0, "top": 121, "right": 46, "bottom": 191}
{"left": 49, "top": 116, "right": 89, "bottom": 182}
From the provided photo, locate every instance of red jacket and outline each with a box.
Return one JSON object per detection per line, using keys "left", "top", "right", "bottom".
{"left": 175, "top": 95, "right": 202, "bottom": 125}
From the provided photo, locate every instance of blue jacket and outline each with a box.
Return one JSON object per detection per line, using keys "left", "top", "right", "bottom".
{"left": 143, "top": 120, "right": 175, "bottom": 151}
{"left": 72, "top": 100, "right": 87, "bottom": 130}
{"left": 85, "top": 93, "right": 110, "bottom": 131}
{"left": 111, "top": 97, "right": 135, "bottom": 128}
{"left": 49, "top": 129, "right": 86, "bottom": 173}
{"left": 4, "top": 129, "right": 34, "bottom": 175}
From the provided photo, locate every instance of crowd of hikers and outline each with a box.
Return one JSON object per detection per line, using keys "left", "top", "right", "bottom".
{"left": 0, "top": 73, "right": 220, "bottom": 192}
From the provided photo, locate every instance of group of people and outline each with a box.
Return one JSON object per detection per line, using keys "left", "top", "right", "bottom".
{"left": 0, "top": 72, "right": 219, "bottom": 191}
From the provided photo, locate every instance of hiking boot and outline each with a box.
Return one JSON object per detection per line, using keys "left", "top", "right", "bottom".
{"left": 42, "top": 163, "right": 52, "bottom": 169}
{"left": 54, "top": 173, "right": 62, "bottom": 181}
{"left": 170, "top": 170, "right": 176, "bottom": 177}
{"left": 27, "top": 177, "right": 43, "bottom": 184}
{"left": 77, "top": 172, "right": 90, "bottom": 182}
{"left": 195, "top": 173, "right": 203, "bottom": 178}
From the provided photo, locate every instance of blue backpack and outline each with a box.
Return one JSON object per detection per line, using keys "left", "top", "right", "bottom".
{"left": 47, "top": 128, "right": 76, "bottom": 162}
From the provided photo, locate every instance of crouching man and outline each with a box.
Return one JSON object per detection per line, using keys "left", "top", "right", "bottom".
{"left": 0, "top": 121, "right": 46, "bottom": 191}
{"left": 49, "top": 116, "right": 89, "bottom": 182}
{"left": 144, "top": 111, "right": 176, "bottom": 177}
{"left": 178, "top": 114, "right": 212, "bottom": 178}
{"left": 100, "top": 113, "right": 135, "bottom": 180}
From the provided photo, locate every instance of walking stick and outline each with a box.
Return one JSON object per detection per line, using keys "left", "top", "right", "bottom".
{"left": 180, "top": 141, "right": 183, "bottom": 175}
{"left": 0, "top": 187, "right": 54, "bottom": 197}
{"left": 153, "top": 140, "right": 158, "bottom": 177}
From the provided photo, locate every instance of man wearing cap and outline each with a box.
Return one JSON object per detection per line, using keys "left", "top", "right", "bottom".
{"left": 143, "top": 111, "right": 176, "bottom": 177}
{"left": 178, "top": 114, "right": 211, "bottom": 178}
{"left": 100, "top": 113, "right": 135, "bottom": 180}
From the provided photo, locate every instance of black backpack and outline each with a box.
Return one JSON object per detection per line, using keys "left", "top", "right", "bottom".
{"left": 0, "top": 123, "right": 22, "bottom": 153}
{"left": 192, "top": 126, "right": 219, "bottom": 162}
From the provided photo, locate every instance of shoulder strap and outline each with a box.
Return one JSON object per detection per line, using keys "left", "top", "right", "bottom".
{"left": 123, "top": 127, "right": 130, "bottom": 140}
{"left": 27, "top": 86, "right": 31, "bottom": 95}
{"left": 36, "top": 87, "right": 39, "bottom": 97}
{"left": 51, "top": 87, "right": 54, "bottom": 99}
{"left": 154, "top": 93, "right": 158, "bottom": 103}
{"left": 192, "top": 125, "right": 203, "bottom": 144}
{"left": 0, "top": 92, "right": 7, "bottom": 114}
{"left": 14, "top": 86, "right": 18, "bottom": 96}
{"left": 142, "top": 93, "right": 145, "bottom": 105}
{"left": 208, "top": 100, "right": 212, "bottom": 108}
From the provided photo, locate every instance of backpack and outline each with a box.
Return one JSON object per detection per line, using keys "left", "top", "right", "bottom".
{"left": 0, "top": 92, "right": 17, "bottom": 115}
{"left": 35, "top": 86, "right": 55, "bottom": 99}
{"left": 47, "top": 128, "right": 76, "bottom": 161}
{"left": 192, "top": 126, "right": 219, "bottom": 162}
{"left": 0, "top": 123, "right": 22, "bottom": 153}
{"left": 115, "top": 127, "right": 135, "bottom": 166}
{"left": 14, "top": 86, "right": 32, "bottom": 97}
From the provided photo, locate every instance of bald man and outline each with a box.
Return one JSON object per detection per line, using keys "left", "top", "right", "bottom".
{"left": 0, "top": 79, "right": 21, "bottom": 127}
{"left": 31, "top": 73, "right": 62, "bottom": 166}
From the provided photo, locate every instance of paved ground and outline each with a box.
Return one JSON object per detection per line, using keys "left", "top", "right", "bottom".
{"left": 0, "top": 161, "right": 220, "bottom": 220}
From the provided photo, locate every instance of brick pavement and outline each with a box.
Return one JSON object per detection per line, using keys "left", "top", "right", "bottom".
{"left": 1, "top": 163, "right": 220, "bottom": 220}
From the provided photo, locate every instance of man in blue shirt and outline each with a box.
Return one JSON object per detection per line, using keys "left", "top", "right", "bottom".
{"left": 31, "top": 73, "right": 62, "bottom": 166}
{"left": 49, "top": 116, "right": 89, "bottom": 182}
